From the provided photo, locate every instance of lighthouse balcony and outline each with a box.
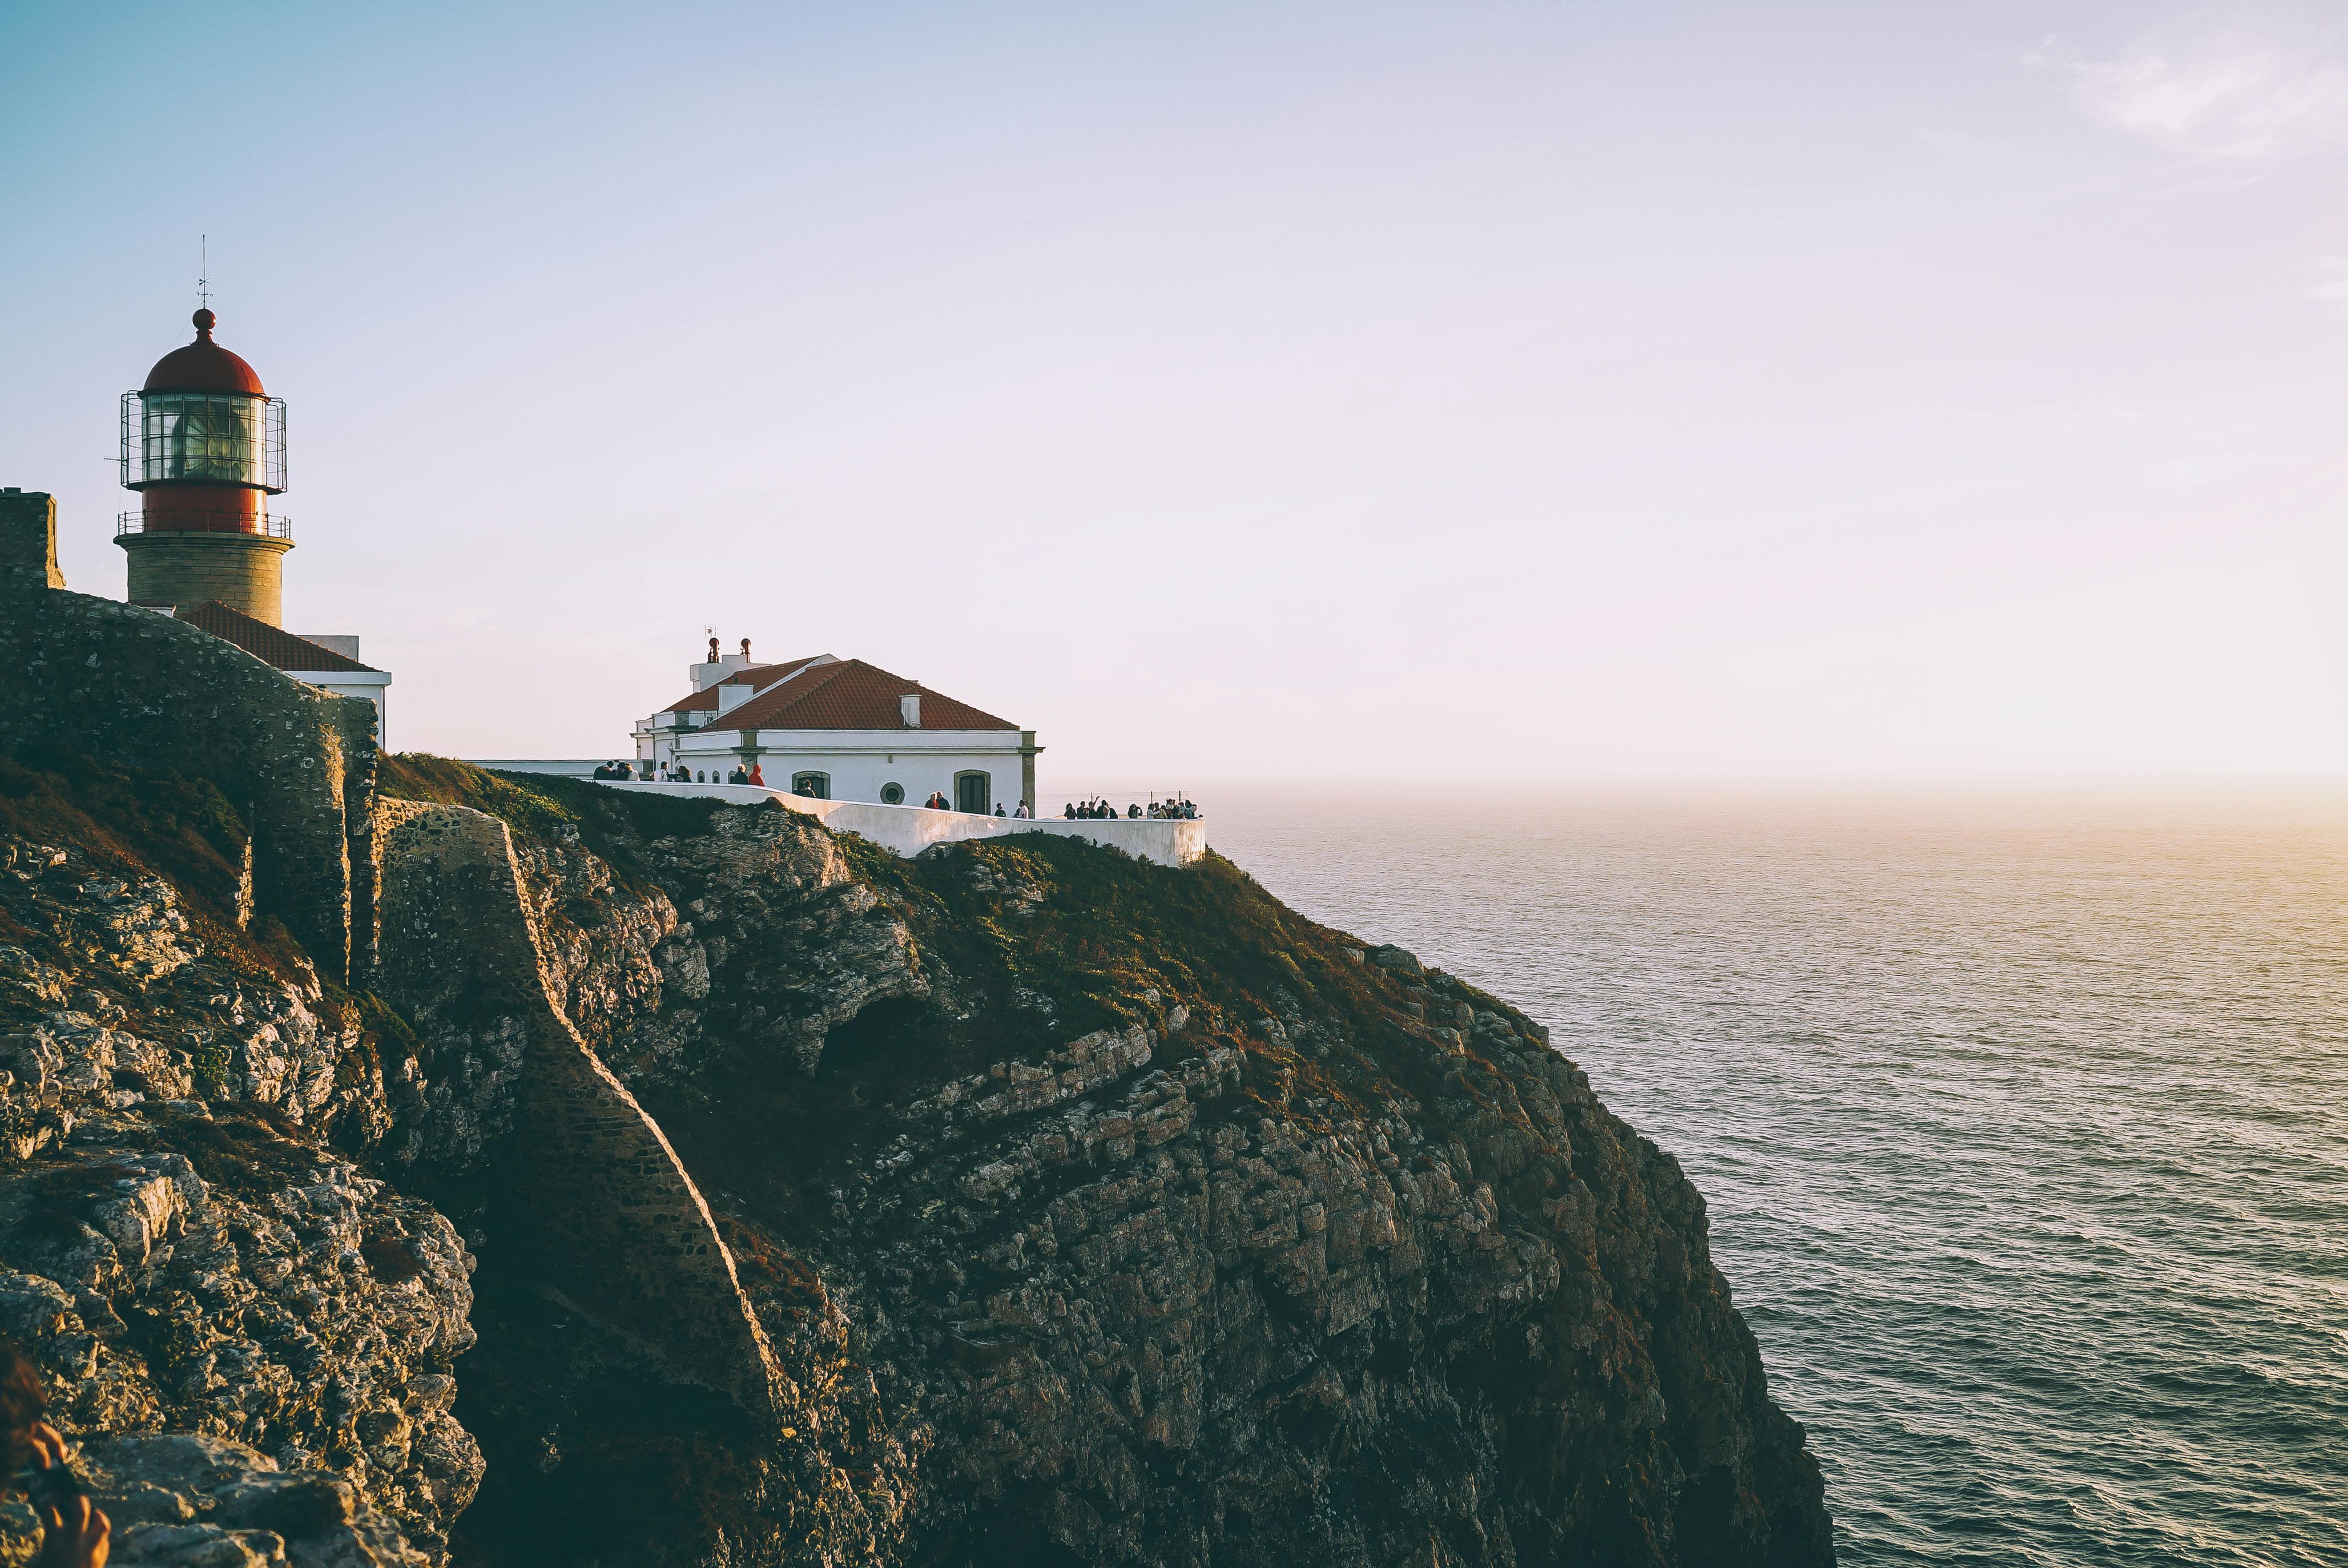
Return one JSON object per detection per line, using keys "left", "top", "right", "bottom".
{"left": 118, "top": 510, "right": 293, "bottom": 540}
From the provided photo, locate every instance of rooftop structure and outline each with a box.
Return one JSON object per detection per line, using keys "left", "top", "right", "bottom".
{"left": 633, "top": 638, "right": 1038, "bottom": 815}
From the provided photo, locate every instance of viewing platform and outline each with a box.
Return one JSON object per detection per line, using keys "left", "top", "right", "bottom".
{"left": 469, "top": 764, "right": 1206, "bottom": 865}
{"left": 609, "top": 780, "right": 1206, "bottom": 864}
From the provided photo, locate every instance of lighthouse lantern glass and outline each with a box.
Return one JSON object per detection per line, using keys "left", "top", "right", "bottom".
{"left": 122, "top": 392, "right": 287, "bottom": 491}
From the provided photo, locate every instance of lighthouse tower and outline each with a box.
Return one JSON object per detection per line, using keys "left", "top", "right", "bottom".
{"left": 117, "top": 308, "right": 292, "bottom": 624}
{"left": 109, "top": 306, "right": 393, "bottom": 743}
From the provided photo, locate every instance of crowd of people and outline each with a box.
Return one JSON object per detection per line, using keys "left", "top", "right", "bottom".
{"left": 592, "top": 760, "right": 767, "bottom": 785}
{"left": 589, "top": 765, "right": 1193, "bottom": 824}
{"left": 1062, "top": 795, "right": 1199, "bottom": 820}
{"left": 915, "top": 793, "right": 1028, "bottom": 816}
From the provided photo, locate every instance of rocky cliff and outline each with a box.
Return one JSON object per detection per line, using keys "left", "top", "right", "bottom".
{"left": 0, "top": 757, "right": 480, "bottom": 1567}
{"left": 0, "top": 751, "right": 1831, "bottom": 1567}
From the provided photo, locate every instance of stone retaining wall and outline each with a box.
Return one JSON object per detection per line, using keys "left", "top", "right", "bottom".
{"left": 1, "top": 491, "right": 376, "bottom": 978}
{"left": 371, "top": 798, "right": 786, "bottom": 1426}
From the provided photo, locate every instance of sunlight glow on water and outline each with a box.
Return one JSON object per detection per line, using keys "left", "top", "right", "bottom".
{"left": 1177, "top": 785, "right": 2348, "bottom": 1568}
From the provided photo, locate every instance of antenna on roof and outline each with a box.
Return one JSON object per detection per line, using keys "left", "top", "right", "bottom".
{"left": 196, "top": 236, "right": 211, "bottom": 310}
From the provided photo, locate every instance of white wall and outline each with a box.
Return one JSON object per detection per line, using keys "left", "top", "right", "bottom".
{"left": 296, "top": 671, "right": 391, "bottom": 752}
{"left": 668, "top": 727, "right": 1034, "bottom": 811}
{"left": 598, "top": 779, "right": 1205, "bottom": 865}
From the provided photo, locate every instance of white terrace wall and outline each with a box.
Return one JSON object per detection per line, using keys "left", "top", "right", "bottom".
{"left": 597, "top": 780, "right": 1207, "bottom": 866}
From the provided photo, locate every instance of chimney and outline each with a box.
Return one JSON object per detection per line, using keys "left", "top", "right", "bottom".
{"left": 900, "top": 692, "right": 921, "bottom": 728}
{"left": 718, "top": 682, "right": 751, "bottom": 715}
{"left": 0, "top": 490, "right": 65, "bottom": 598}
{"left": 707, "top": 635, "right": 720, "bottom": 663}
{"left": 741, "top": 637, "right": 753, "bottom": 663}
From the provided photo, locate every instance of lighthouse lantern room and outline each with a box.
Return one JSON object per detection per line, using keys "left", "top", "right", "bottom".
{"left": 117, "top": 308, "right": 293, "bottom": 624}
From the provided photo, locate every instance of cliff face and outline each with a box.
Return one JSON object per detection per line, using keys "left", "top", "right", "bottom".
{"left": 0, "top": 752, "right": 1831, "bottom": 1567}
{"left": 383, "top": 761, "right": 1834, "bottom": 1568}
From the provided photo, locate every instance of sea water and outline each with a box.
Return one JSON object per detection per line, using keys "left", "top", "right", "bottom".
{"left": 1124, "top": 784, "right": 2348, "bottom": 1567}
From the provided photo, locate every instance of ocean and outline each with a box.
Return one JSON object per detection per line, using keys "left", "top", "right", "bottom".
{"left": 1133, "top": 784, "right": 2348, "bottom": 1567}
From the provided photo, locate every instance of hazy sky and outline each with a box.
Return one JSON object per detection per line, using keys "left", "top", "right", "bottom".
{"left": 4, "top": 2, "right": 2344, "bottom": 781}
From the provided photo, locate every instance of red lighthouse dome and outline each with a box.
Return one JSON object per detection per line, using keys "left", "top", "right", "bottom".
{"left": 142, "top": 309, "right": 267, "bottom": 397}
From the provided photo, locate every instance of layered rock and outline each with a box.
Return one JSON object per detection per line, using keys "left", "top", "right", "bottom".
{"left": 412, "top": 765, "right": 1834, "bottom": 1567}
{"left": 0, "top": 752, "right": 1833, "bottom": 1566}
{"left": 0, "top": 795, "right": 481, "bottom": 1565}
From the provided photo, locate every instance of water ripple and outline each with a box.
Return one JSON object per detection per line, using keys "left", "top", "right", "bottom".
{"left": 1197, "top": 785, "right": 2348, "bottom": 1567}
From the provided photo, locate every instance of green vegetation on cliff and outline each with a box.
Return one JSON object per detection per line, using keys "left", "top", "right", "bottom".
{"left": 1, "top": 752, "right": 265, "bottom": 960}
{"left": 381, "top": 754, "right": 722, "bottom": 877}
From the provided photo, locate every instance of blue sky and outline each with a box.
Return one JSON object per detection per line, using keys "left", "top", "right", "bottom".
{"left": 5, "top": 2, "right": 2345, "bottom": 779}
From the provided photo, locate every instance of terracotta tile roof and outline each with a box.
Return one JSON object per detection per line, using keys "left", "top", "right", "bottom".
{"left": 175, "top": 600, "right": 381, "bottom": 674}
{"left": 657, "top": 656, "right": 831, "bottom": 716}
{"left": 708, "top": 658, "right": 1016, "bottom": 733}
{"left": 660, "top": 680, "right": 753, "bottom": 716}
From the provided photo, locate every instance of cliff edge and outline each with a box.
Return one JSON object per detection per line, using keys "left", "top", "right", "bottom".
{"left": 382, "top": 759, "right": 1836, "bottom": 1567}
{"left": 0, "top": 715, "right": 1830, "bottom": 1563}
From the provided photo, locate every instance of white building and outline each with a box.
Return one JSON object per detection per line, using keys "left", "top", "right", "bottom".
{"left": 634, "top": 641, "right": 1039, "bottom": 815}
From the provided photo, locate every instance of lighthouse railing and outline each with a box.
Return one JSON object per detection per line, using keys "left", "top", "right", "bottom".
{"left": 116, "top": 511, "right": 294, "bottom": 541}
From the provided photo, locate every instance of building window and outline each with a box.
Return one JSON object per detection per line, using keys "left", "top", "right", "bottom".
{"left": 954, "top": 771, "right": 991, "bottom": 815}
{"left": 791, "top": 771, "right": 831, "bottom": 800}
{"left": 880, "top": 782, "right": 904, "bottom": 805}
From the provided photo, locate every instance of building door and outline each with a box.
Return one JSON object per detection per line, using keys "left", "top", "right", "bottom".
{"left": 956, "top": 771, "right": 991, "bottom": 814}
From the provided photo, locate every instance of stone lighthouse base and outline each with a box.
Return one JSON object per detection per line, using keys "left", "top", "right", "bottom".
{"left": 119, "top": 530, "right": 293, "bottom": 625}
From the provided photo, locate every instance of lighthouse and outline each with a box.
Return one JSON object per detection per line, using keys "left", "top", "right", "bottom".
{"left": 117, "top": 308, "right": 292, "bottom": 624}
{"left": 111, "top": 305, "right": 394, "bottom": 745}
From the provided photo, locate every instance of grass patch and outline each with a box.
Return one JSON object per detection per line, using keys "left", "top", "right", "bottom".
{"left": 345, "top": 988, "right": 414, "bottom": 1074}
{"left": 0, "top": 749, "right": 312, "bottom": 982}
{"left": 379, "top": 754, "right": 723, "bottom": 880}
{"left": 148, "top": 1107, "right": 329, "bottom": 1198}
{"left": 187, "top": 1035, "right": 233, "bottom": 1099}
{"left": 0, "top": 752, "right": 245, "bottom": 926}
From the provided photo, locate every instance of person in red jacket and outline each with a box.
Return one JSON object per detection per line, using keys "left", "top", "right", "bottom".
{"left": 0, "top": 1335, "right": 109, "bottom": 1567}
